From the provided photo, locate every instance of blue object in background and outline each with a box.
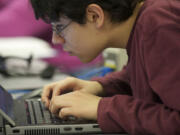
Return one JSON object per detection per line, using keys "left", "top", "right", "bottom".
{"left": 7, "top": 89, "right": 32, "bottom": 94}
{"left": 7, "top": 89, "right": 33, "bottom": 99}
{"left": 76, "top": 67, "right": 114, "bottom": 80}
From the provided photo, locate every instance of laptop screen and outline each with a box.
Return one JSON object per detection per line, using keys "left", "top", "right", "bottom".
{"left": 0, "top": 85, "right": 14, "bottom": 119}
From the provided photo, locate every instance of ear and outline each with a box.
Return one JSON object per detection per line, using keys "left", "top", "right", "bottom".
{"left": 86, "top": 4, "right": 105, "bottom": 28}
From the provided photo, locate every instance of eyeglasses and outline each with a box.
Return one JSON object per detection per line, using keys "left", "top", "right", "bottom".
{"left": 51, "top": 21, "right": 72, "bottom": 35}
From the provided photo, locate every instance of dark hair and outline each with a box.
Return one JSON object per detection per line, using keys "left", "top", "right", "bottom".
{"left": 30, "top": 0, "right": 144, "bottom": 24}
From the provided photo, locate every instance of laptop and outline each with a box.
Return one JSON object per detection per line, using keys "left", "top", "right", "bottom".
{"left": 0, "top": 85, "right": 102, "bottom": 135}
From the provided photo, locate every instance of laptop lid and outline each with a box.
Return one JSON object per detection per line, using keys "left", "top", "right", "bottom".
{"left": 0, "top": 85, "right": 16, "bottom": 126}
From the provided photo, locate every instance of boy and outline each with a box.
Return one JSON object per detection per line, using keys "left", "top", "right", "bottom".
{"left": 30, "top": 0, "right": 180, "bottom": 134}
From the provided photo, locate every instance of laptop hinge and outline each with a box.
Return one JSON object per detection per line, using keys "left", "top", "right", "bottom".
{"left": 0, "top": 116, "right": 5, "bottom": 135}
{"left": 0, "top": 109, "right": 16, "bottom": 127}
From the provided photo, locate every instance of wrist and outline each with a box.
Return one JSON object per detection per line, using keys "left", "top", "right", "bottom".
{"left": 92, "top": 81, "right": 104, "bottom": 96}
{"left": 93, "top": 96, "right": 102, "bottom": 121}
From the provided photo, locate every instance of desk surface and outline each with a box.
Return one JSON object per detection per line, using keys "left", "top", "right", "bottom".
{"left": 0, "top": 73, "right": 69, "bottom": 90}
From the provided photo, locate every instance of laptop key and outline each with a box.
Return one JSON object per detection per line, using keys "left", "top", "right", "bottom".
{"left": 39, "top": 100, "right": 79, "bottom": 124}
{"left": 40, "top": 101, "right": 65, "bottom": 124}
{"left": 39, "top": 101, "right": 52, "bottom": 124}
{"left": 26, "top": 101, "right": 35, "bottom": 124}
{"left": 32, "top": 101, "right": 44, "bottom": 124}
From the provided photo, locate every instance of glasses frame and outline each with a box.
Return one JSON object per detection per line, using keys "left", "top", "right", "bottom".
{"left": 51, "top": 21, "right": 72, "bottom": 35}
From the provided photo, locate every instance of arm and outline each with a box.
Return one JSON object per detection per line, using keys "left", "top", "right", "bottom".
{"left": 98, "top": 95, "right": 180, "bottom": 134}
{"left": 97, "top": 14, "right": 180, "bottom": 134}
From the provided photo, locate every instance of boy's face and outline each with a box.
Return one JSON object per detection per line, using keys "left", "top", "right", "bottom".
{"left": 51, "top": 17, "right": 107, "bottom": 63}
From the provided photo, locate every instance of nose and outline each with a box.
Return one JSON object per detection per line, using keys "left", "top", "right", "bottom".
{"left": 52, "top": 32, "right": 65, "bottom": 45}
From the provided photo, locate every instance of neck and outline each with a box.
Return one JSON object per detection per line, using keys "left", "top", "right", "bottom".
{"left": 107, "top": 2, "right": 144, "bottom": 49}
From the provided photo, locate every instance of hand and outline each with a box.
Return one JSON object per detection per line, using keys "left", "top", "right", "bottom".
{"left": 49, "top": 91, "right": 102, "bottom": 120}
{"left": 41, "top": 77, "right": 104, "bottom": 108}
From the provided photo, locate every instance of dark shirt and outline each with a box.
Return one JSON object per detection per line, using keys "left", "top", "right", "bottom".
{"left": 93, "top": 0, "right": 180, "bottom": 134}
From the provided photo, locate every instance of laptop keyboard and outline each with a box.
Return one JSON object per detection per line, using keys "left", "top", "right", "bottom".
{"left": 25, "top": 100, "right": 85, "bottom": 125}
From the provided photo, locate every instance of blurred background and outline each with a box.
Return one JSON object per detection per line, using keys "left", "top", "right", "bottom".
{"left": 0, "top": 0, "right": 128, "bottom": 99}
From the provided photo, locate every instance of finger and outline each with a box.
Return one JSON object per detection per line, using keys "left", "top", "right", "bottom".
{"left": 41, "top": 83, "right": 56, "bottom": 107}
{"left": 52, "top": 77, "right": 78, "bottom": 98}
{"left": 51, "top": 83, "right": 64, "bottom": 98}
{"left": 59, "top": 107, "right": 74, "bottom": 118}
{"left": 49, "top": 95, "right": 71, "bottom": 114}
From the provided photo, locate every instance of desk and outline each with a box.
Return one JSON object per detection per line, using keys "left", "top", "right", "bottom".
{"left": 0, "top": 73, "right": 69, "bottom": 90}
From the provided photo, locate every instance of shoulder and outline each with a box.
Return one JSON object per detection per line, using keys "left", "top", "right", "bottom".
{"left": 136, "top": 0, "right": 180, "bottom": 34}
{"left": 130, "top": 0, "right": 180, "bottom": 67}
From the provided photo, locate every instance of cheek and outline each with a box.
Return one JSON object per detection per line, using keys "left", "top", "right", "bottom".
{"left": 78, "top": 42, "right": 102, "bottom": 63}
{"left": 78, "top": 38, "right": 102, "bottom": 60}
{"left": 65, "top": 28, "right": 88, "bottom": 50}
{"left": 64, "top": 25, "right": 103, "bottom": 62}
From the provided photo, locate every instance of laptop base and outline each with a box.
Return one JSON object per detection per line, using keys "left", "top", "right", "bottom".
{"left": 5, "top": 123, "right": 101, "bottom": 135}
